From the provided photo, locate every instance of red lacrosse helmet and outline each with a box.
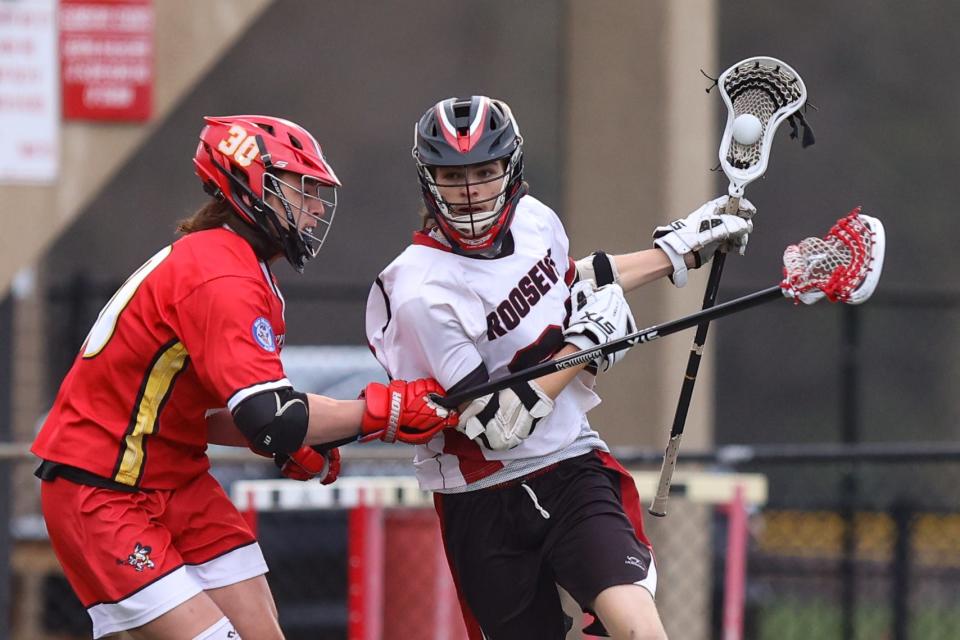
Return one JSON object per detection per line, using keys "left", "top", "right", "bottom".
{"left": 413, "top": 96, "right": 525, "bottom": 255}
{"left": 193, "top": 115, "right": 341, "bottom": 272}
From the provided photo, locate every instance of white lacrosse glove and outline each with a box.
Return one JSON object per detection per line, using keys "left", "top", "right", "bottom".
{"left": 459, "top": 381, "right": 554, "bottom": 451}
{"left": 652, "top": 196, "right": 755, "bottom": 287}
{"left": 563, "top": 280, "right": 638, "bottom": 373}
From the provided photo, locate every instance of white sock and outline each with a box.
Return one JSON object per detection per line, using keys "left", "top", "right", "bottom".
{"left": 192, "top": 616, "right": 240, "bottom": 640}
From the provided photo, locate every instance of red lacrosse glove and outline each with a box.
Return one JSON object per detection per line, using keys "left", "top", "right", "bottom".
{"left": 276, "top": 445, "right": 341, "bottom": 485}
{"left": 359, "top": 378, "right": 458, "bottom": 444}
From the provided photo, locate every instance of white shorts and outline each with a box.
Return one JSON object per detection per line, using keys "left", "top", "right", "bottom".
{"left": 88, "top": 543, "right": 267, "bottom": 638}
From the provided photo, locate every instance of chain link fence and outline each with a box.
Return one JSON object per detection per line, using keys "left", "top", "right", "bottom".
{"left": 735, "top": 452, "right": 960, "bottom": 640}
{"left": 3, "top": 445, "right": 959, "bottom": 639}
{"left": 7, "top": 282, "right": 958, "bottom": 638}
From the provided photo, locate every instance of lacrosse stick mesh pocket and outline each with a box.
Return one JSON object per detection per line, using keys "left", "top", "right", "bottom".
{"left": 722, "top": 61, "right": 805, "bottom": 170}
{"left": 781, "top": 208, "right": 878, "bottom": 303}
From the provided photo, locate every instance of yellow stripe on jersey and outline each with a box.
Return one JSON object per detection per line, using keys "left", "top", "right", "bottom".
{"left": 114, "top": 341, "right": 189, "bottom": 486}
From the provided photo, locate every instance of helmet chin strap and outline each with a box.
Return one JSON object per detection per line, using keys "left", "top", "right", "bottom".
{"left": 428, "top": 176, "right": 526, "bottom": 258}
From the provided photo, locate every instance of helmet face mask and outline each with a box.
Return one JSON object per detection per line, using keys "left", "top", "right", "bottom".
{"left": 421, "top": 158, "right": 519, "bottom": 248}
{"left": 261, "top": 171, "right": 337, "bottom": 262}
{"left": 194, "top": 115, "right": 340, "bottom": 272}
{"left": 413, "top": 96, "right": 525, "bottom": 255}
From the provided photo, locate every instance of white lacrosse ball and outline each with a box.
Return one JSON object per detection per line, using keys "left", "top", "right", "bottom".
{"left": 731, "top": 113, "right": 763, "bottom": 145}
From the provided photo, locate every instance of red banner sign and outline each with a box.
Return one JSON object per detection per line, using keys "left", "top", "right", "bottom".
{"left": 60, "top": 0, "right": 153, "bottom": 121}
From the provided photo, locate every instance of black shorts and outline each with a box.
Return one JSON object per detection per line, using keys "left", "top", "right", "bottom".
{"left": 434, "top": 450, "right": 655, "bottom": 640}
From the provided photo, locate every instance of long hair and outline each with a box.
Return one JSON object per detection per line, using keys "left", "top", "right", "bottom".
{"left": 176, "top": 199, "right": 279, "bottom": 260}
{"left": 176, "top": 199, "right": 232, "bottom": 234}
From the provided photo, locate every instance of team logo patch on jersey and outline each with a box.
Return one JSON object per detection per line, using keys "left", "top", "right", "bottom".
{"left": 252, "top": 317, "right": 276, "bottom": 352}
{"left": 121, "top": 542, "right": 156, "bottom": 572}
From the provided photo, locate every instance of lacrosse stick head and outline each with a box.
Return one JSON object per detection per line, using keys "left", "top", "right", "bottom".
{"left": 718, "top": 56, "right": 807, "bottom": 198}
{"left": 780, "top": 207, "right": 885, "bottom": 305}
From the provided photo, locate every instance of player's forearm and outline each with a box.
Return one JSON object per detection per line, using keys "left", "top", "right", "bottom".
{"left": 205, "top": 409, "right": 251, "bottom": 446}
{"left": 534, "top": 344, "right": 590, "bottom": 399}
{"left": 302, "top": 394, "right": 366, "bottom": 446}
{"left": 454, "top": 345, "right": 587, "bottom": 412}
{"left": 611, "top": 249, "right": 676, "bottom": 292}
{"left": 211, "top": 396, "right": 362, "bottom": 449}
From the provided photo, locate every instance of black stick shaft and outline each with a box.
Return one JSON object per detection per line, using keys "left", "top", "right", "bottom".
{"left": 649, "top": 252, "right": 727, "bottom": 517}
{"left": 317, "top": 284, "right": 783, "bottom": 451}
{"left": 438, "top": 284, "right": 784, "bottom": 408}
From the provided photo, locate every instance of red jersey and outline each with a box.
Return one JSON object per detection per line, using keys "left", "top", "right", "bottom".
{"left": 32, "top": 227, "right": 290, "bottom": 489}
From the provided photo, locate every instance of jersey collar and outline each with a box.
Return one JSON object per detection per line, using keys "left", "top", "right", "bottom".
{"left": 412, "top": 229, "right": 452, "bottom": 252}
{"left": 411, "top": 228, "right": 516, "bottom": 259}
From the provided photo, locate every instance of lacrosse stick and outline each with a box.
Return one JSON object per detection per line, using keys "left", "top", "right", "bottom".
{"left": 318, "top": 210, "right": 881, "bottom": 453}
{"left": 718, "top": 56, "right": 811, "bottom": 213}
{"left": 651, "top": 57, "right": 812, "bottom": 517}
{"left": 430, "top": 208, "right": 883, "bottom": 412}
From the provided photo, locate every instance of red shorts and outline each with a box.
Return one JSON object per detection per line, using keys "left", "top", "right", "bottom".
{"left": 41, "top": 471, "right": 264, "bottom": 638}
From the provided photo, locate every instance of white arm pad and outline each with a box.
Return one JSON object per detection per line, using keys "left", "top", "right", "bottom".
{"left": 459, "top": 381, "right": 554, "bottom": 451}
{"left": 574, "top": 251, "right": 620, "bottom": 287}
{"left": 653, "top": 237, "right": 690, "bottom": 287}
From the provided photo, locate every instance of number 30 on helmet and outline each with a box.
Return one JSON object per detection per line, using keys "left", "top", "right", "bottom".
{"left": 413, "top": 96, "right": 526, "bottom": 255}
{"left": 193, "top": 115, "right": 341, "bottom": 272}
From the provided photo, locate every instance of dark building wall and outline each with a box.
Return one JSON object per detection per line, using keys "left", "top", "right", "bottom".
{"left": 714, "top": 1, "right": 960, "bottom": 444}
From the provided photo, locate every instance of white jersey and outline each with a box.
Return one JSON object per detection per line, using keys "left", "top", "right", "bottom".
{"left": 366, "top": 195, "right": 608, "bottom": 492}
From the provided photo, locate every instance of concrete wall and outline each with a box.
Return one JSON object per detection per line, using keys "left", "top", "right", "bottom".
{"left": 564, "top": 0, "right": 718, "bottom": 450}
